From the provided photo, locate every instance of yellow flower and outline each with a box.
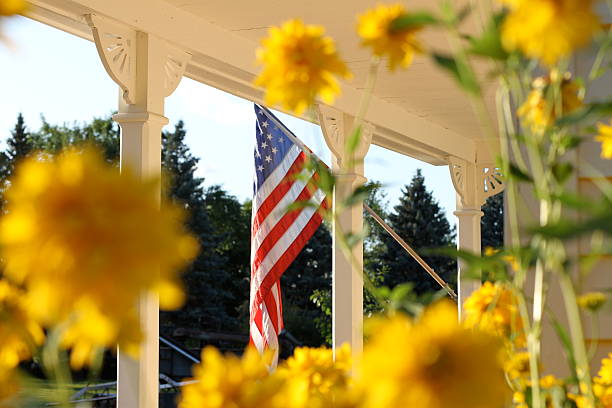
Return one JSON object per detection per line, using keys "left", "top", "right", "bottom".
{"left": 358, "top": 301, "right": 508, "bottom": 408}
{"left": 484, "top": 247, "right": 520, "bottom": 272}
{"left": 357, "top": 4, "right": 424, "bottom": 71}
{"left": 590, "top": 354, "right": 612, "bottom": 407}
{"left": 255, "top": 19, "right": 351, "bottom": 115}
{"left": 513, "top": 391, "right": 528, "bottom": 408}
{"left": 464, "top": 281, "right": 525, "bottom": 347}
{"left": 0, "top": 0, "right": 25, "bottom": 16}
{"left": 179, "top": 346, "right": 283, "bottom": 408}
{"left": 577, "top": 292, "right": 607, "bottom": 312}
{"left": 501, "top": 0, "right": 600, "bottom": 65}
{"left": 518, "top": 74, "right": 583, "bottom": 133}
{"left": 0, "top": 280, "right": 44, "bottom": 370}
{"left": 0, "top": 148, "right": 198, "bottom": 368}
{"left": 276, "top": 344, "right": 352, "bottom": 408}
{"left": 504, "top": 352, "right": 531, "bottom": 384}
{"left": 540, "top": 374, "right": 562, "bottom": 388}
{"left": 595, "top": 121, "right": 612, "bottom": 159}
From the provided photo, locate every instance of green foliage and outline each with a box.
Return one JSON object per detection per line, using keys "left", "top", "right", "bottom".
{"left": 389, "top": 11, "right": 439, "bottom": 32}
{"left": 379, "top": 169, "right": 456, "bottom": 294}
{"left": 432, "top": 53, "right": 480, "bottom": 94}
{"left": 481, "top": 193, "right": 504, "bottom": 250}
{"left": 160, "top": 120, "right": 234, "bottom": 333}
{"left": 467, "top": 12, "right": 508, "bottom": 60}
{"left": 30, "top": 116, "right": 120, "bottom": 163}
{"left": 0, "top": 113, "right": 34, "bottom": 206}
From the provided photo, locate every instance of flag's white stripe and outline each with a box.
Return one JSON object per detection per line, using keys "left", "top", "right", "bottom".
{"left": 249, "top": 192, "right": 324, "bottom": 310}
{"left": 253, "top": 144, "right": 301, "bottom": 213}
{"left": 250, "top": 194, "right": 323, "bottom": 309}
{"left": 251, "top": 170, "right": 318, "bottom": 265}
{"left": 250, "top": 319, "right": 265, "bottom": 352}
{"left": 262, "top": 301, "right": 279, "bottom": 368}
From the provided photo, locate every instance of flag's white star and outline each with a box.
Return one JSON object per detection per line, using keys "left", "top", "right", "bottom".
{"left": 265, "top": 155, "right": 272, "bottom": 163}
{"left": 257, "top": 165, "right": 264, "bottom": 172}
{"left": 261, "top": 141, "right": 268, "bottom": 149}
{"left": 255, "top": 150, "right": 261, "bottom": 158}
{"left": 271, "top": 147, "right": 278, "bottom": 154}
{"left": 258, "top": 109, "right": 264, "bottom": 115}
{"left": 267, "top": 133, "right": 273, "bottom": 140}
{"left": 262, "top": 121, "right": 269, "bottom": 128}
{"left": 278, "top": 136, "right": 285, "bottom": 143}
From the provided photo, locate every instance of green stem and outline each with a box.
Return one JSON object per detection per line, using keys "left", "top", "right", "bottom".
{"left": 588, "top": 313, "right": 600, "bottom": 361}
{"left": 42, "top": 326, "right": 72, "bottom": 408}
{"left": 559, "top": 272, "right": 595, "bottom": 406}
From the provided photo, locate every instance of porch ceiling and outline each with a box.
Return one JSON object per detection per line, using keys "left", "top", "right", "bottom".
{"left": 27, "top": 0, "right": 498, "bottom": 165}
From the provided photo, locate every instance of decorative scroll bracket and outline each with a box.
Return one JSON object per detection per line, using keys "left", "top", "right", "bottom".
{"left": 448, "top": 156, "right": 505, "bottom": 208}
{"left": 316, "top": 104, "right": 374, "bottom": 168}
{"left": 85, "top": 14, "right": 191, "bottom": 105}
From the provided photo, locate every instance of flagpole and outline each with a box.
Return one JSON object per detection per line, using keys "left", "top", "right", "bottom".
{"left": 257, "top": 105, "right": 457, "bottom": 301}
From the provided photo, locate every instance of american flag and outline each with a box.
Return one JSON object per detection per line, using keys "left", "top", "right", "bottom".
{"left": 249, "top": 104, "right": 328, "bottom": 365}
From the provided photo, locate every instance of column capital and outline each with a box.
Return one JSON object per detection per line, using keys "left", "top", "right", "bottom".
{"left": 448, "top": 156, "right": 505, "bottom": 208}
{"left": 453, "top": 208, "right": 484, "bottom": 217}
{"left": 85, "top": 14, "right": 191, "bottom": 106}
{"left": 112, "top": 112, "right": 169, "bottom": 126}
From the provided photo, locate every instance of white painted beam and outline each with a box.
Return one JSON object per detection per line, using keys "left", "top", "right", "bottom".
{"left": 27, "top": 0, "right": 476, "bottom": 164}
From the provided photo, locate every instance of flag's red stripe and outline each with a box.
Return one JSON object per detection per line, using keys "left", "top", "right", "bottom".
{"left": 251, "top": 152, "right": 306, "bottom": 236}
{"left": 254, "top": 203, "right": 326, "bottom": 307}
{"left": 251, "top": 175, "right": 321, "bottom": 274}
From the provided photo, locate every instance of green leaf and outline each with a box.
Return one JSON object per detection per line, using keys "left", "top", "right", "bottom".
{"left": 550, "top": 317, "right": 578, "bottom": 383}
{"left": 508, "top": 163, "right": 533, "bottom": 182}
{"left": 286, "top": 200, "right": 318, "bottom": 212}
{"left": 389, "top": 12, "right": 439, "bottom": 32}
{"left": 432, "top": 53, "right": 481, "bottom": 94}
{"left": 308, "top": 159, "right": 335, "bottom": 194}
{"left": 556, "top": 100, "right": 612, "bottom": 127}
{"left": 344, "top": 184, "right": 378, "bottom": 207}
{"left": 533, "top": 208, "right": 612, "bottom": 239}
{"left": 558, "top": 133, "right": 583, "bottom": 151}
{"left": 467, "top": 12, "right": 508, "bottom": 60}
{"left": 346, "top": 126, "right": 362, "bottom": 155}
{"left": 551, "top": 162, "right": 574, "bottom": 184}
{"left": 345, "top": 229, "right": 369, "bottom": 248}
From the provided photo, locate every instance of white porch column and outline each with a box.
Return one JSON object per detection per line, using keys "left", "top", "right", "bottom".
{"left": 86, "top": 15, "right": 190, "bottom": 408}
{"left": 317, "top": 105, "right": 373, "bottom": 358}
{"left": 448, "top": 158, "right": 504, "bottom": 314}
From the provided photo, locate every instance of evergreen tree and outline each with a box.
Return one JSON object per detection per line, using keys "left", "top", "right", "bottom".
{"left": 160, "top": 120, "right": 231, "bottom": 332}
{"left": 481, "top": 193, "right": 504, "bottom": 249}
{"left": 0, "top": 114, "right": 34, "bottom": 204}
{"left": 380, "top": 169, "right": 456, "bottom": 294}
{"left": 6, "top": 113, "right": 32, "bottom": 168}
{"left": 204, "top": 187, "right": 251, "bottom": 330}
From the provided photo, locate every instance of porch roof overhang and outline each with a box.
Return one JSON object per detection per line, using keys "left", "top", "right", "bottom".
{"left": 27, "top": 0, "right": 497, "bottom": 166}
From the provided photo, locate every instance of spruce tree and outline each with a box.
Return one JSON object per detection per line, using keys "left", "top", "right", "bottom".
{"left": 7, "top": 113, "right": 32, "bottom": 166}
{"left": 0, "top": 113, "right": 34, "bottom": 184}
{"left": 160, "top": 120, "right": 231, "bottom": 333}
{"left": 380, "top": 169, "right": 456, "bottom": 294}
{"left": 481, "top": 193, "right": 504, "bottom": 249}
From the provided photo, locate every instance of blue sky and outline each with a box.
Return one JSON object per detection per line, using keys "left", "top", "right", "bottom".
{"left": 0, "top": 16, "right": 457, "bottom": 224}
